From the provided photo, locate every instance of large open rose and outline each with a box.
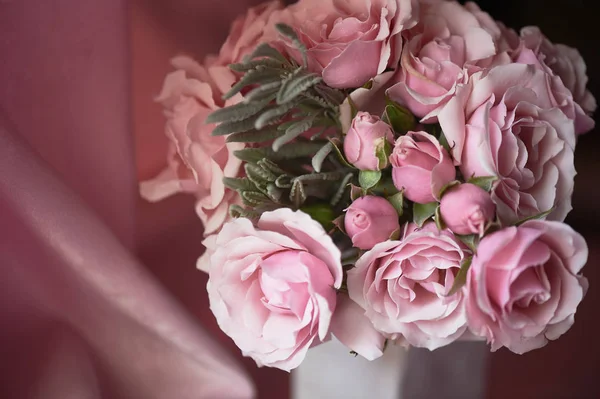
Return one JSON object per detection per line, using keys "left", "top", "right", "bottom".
{"left": 199, "top": 209, "right": 343, "bottom": 371}
{"left": 139, "top": 56, "right": 243, "bottom": 235}
{"left": 439, "top": 63, "right": 577, "bottom": 224}
{"left": 465, "top": 220, "right": 588, "bottom": 353}
{"left": 347, "top": 223, "right": 469, "bottom": 350}
{"left": 270, "top": 0, "right": 419, "bottom": 89}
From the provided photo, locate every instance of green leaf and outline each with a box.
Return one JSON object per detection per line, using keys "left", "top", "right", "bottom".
{"left": 272, "top": 114, "right": 316, "bottom": 151}
{"left": 212, "top": 115, "right": 260, "bottom": 136}
{"left": 515, "top": 209, "right": 554, "bottom": 226}
{"left": 265, "top": 183, "right": 284, "bottom": 203}
{"left": 226, "top": 127, "right": 283, "bottom": 143}
{"left": 383, "top": 103, "right": 415, "bottom": 134}
{"left": 387, "top": 191, "right": 404, "bottom": 217}
{"left": 359, "top": 170, "right": 382, "bottom": 190}
{"left": 329, "top": 138, "right": 354, "bottom": 168}
{"left": 240, "top": 191, "right": 269, "bottom": 207}
{"left": 228, "top": 204, "right": 260, "bottom": 219}
{"left": 290, "top": 179, "right": 307, "bottom": 208}
{"left": 313, "top": 85, "right": 345, "bottom": 107}
{"left": 446, "top": 256, "right": 472, "bottom": 297}
{"left": 245, "top": 163, "right": 276, "bottom": 190}
{"left": 229, "top": 58, "right": 286, "bottom": 73}
{"left": 243, "top": 81, "right": 282, "bottom": 102}
{"left": 223, "top": 66, "right": 281, "bottom": 100}
{"left": 246, "top": 43, "right": 290, "bottom": 64}
{"left": 294, "top": 172, "right": 344, "bottom": 183}
{"left": 257, "top": 158, "right": 287, "bottom": 176}
{"left": 438, "top": 130, "right": 451, "bottom": 153}
{"left": 301, "top": 203, "right": 336, "bottom": 230}
{"left": 234, "top": 142, "right": 324, "bottom": 163}
{"left": 311, "top": 141, "right": 334, "bottom": 173}
{"left": 206, "top": 100, "right": 268, "bottom": 124}
{"left": 389, "top": 228, "right": 401, "bottom": 240}
{"left": 413, "top": 201, "right": 438, "bottom": 227}
{"left": 275, "top": 24, "right": 307, "bottom": 65}
{"left": 467, "top": 176, "right": 497, "bottom": 192}
{"left": 222, "top": 177, "right": 256, "bottom": 191}
{"left": 375, "top": 139, "right": 392, "bottom": 170}
{"left": 275, "top": 174, "right": 292, "bottom": 188}
{"left": 331, "top": 173, "right": 354, "bottom": 206}
{"left": 277, "top": 73, "right": 322, "bottom": 105}
{"left": 457, "top": 234, "right": 479, "bottom": 252}
{"left": 434, "top": 205, "right": 445, "bottom": 231}
{"left": 255, "top": 101, "right": 298, "bottom": 129}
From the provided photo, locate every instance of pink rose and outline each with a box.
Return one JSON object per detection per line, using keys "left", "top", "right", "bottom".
{"left": 515, "top": 26, "right": 596, "bottom": 135}
{"left": 440, "top": 183, "right": 495, "bottom": 236}
{"left": 139, "top": 56, "right": 244, "bottom": 235}
{"left": 202, "top": 209, "right": 343, "bottom": 371}
{"left": 217, "top": 0, "right": 285, "bottom": 65}
{"left": 271, "top": 0, "right": 419, "bottom": 88}
{"left": 465, "top": 220, "right": 588, "bottom": 353}
{"left": 344, "top": 196, "right": 400, "bottom": 250}
{"left": 438, "top": 63, "right": 577, "bottom": 224}
{"left": 390, "top": 131, "right": 456, "bottom": 204}
{"left": 387, "top": 1, "right": 499, "bottom": 119}
{"left": 343, "top": 112, "right": 394, "bottom": 171}
{"left": 347, "top": 222, "right": 469, "bottom": 349}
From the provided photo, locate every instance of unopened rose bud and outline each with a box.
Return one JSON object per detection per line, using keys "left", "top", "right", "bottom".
{"left": 344, "top": 112, "right": 394, "bottom": 171}
{"left": 390, "top": 131, "right": 455, "bottom": 204}
{"left": 440, "top": 183, "right": 496, "bottom": 236}
{"left": 345, "top": 196, "right": 399, "bottom": 250}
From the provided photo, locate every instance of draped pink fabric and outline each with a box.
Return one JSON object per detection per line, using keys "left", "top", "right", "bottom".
{"left": 0, "top": 0, "right": 285, "bottom": 397}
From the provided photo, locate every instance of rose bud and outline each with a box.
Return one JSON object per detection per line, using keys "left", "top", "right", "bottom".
{"left": 390, "top": 131, "right": 456, "bottom": 204}
{"left": 345, "top": 196, "right": 400, "bottom": 250}
{"left": 440, "top": 183, "right": 496, "bottom": 236}
{"left": 343, "top": 112, "right": 394, "bottom": 171}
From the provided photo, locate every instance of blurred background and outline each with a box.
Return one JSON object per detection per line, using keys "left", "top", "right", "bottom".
{"left": 1, "top": 0, "right": 598, "bottom": 397}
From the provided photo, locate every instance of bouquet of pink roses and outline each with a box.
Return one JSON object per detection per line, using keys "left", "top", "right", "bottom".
{"left": 141, "top": 0, "right": 595, "bottom": 372}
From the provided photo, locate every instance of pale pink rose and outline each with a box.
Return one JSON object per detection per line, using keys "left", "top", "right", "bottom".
{"left": 438, "top": 63, "right": 577, "bottom": 224}
{"left": 202, "top": 209, "right": 343, "bottom": 371}
{"left": 343, "top": 112, "right": 394, "bottom": 171}
{"left": 139, "top": 56, "right": 244, "bottom": 235}
{"left": 515, "top": 26, "right": 596, "bottom": 135}
{"left": 465, "top": 220, "right": 588, "bottom": 353}
{"left": 270, "top": 0, "right": 420, "bottom": 88}
{"left": 217, "top": 0, "right": 285, "bottom": 65}
{"left": 347, "top": 222, "right": 469, "bottom": 349}
{"left": 387, "top": 1, "right": 499, "bottom": 119}
{"left": 390, "top": 130, "right": 455, "bottom": 204}
{"left": 440, "top": 183, "right": 495, "bottom": 236}
{"left": 344, "top": 196, "right": 400, "bottom": 250}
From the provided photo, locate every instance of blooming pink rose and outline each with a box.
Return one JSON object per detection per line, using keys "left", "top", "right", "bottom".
{"left": 217, "top": 0, "right": 285, "bottom": 65}
{"left": 390, "top": 130, "right": 455, "bottom": 204}
{"left": 440, "top": 183, "right": 495, "bottom": 236}
{"left": 438, "top": 63, "right": 577, "bottom": 224}
{"left": 347, "top": 222, "right": 469, "bottom": 349}
{"left": 514, "top": 26, "right": 596, "bottom": 135}
{"left": 344, "top": 196, "right": 400, "bottom": 250}
{"left": 387, "top": 1, "right": 499, "bottom": 119}
{"left": 465, "top": 220, "right": 588, "bottom": 353}
{"left": 139, "top": 56, "right": 244, "bottom": 235}
{"left": 271, "top": 0, "right": 420, "bottom": 88}
{"left": 343, "top": 112, "right": 394, "bottom": 170}
{"left": 200, "top": 209, "right": 343, "bottom": 371}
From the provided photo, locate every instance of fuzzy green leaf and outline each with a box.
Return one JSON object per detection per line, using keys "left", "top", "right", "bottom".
{"left": 331, "top": 173, "right": 354, "bottom": 206}
{"left": 229, "top": 204, "right": 260, "bottom": 219}
{"left": 243, "top": 81, "right": 282, "bottom": 102}
{"left": 255, "top": 101, "right": 298, "bottom": 130}
{"left": 413, "top": 201, "right": 438, "bottom": 227}
{"left": 275, "top": 24, "right": 307, "bottom": 65}
{"left": 222, "top": 177, "right": 256, "bottom": 191}
{"left": 226, "top": 127, "right": 282, "bottom": 143}
{"left": 273, "top": 115, "right": 316, "bottom": 151}
{"left": 247, "top": 42, "right": 290, "bottom": 64}
{"left": 223, "top": 66, "right": 281, "bottom": 100}
{"left": 290, "top": 179, "right": 307, "bottom": 208}
{"left": 212, "top": 115, "right": 260, "bottom": 136}
{"left": 265, "top": 183, "right": 284, "bottom": 203}
{"left": 241, "top": 190, "right": 269, "bottom": 207}
{"left": 312, "top": 141, "right": 334, "bottom": 173}
{"left": 387, "top": 191, "right": 404, "bottom": 217}
{"left": 467, "top": 176, "right": 497, "bottom": 192}
{"left": 277, "top": 73, "right": 322, "bottom": 105}
{"left": 446, "top": 256, "right": 472, "bottom": 296}
{"left": 257, "top": 158, "right": 288, "bottom": 176}
{"left": 234, "top": 142, "right": 323, "bottom": 163}
{"left": 359, "top": 170, "right": 382, "bottom": 190}
{"left": 245, "top": 163, "right": 276, "bottom": 184}
{"left": 206, "top": 100, "right": 269, "bottom": 124}
{"left": 229, "top": 58, "right": 286, "bottom": 73}
{"left": 275, "top": 174, "right": 292, "bottom": 189}
{"left": 313, "top": 85, "right": 345, "bottom": 106}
